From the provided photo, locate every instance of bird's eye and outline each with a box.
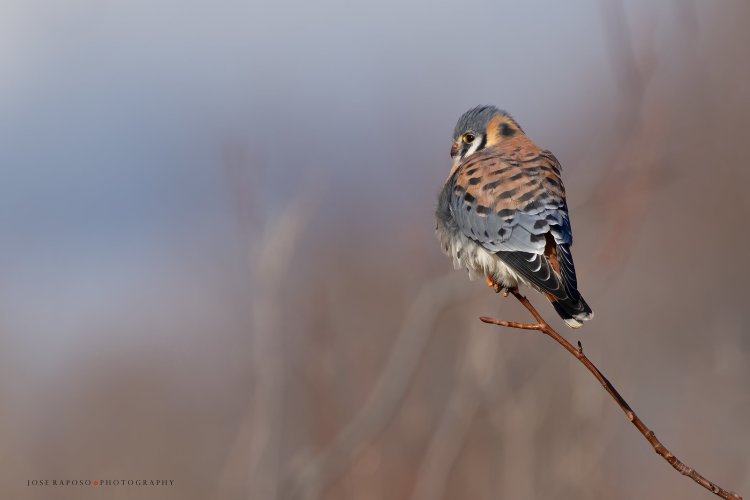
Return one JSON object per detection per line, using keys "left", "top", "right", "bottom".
{"left": 462, "top": 133, "right": 475, "bottom": 144}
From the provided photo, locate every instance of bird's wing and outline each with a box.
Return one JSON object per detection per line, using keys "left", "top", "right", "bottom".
{"left": 448, "top": 146, "right": 578, "bottom": 299}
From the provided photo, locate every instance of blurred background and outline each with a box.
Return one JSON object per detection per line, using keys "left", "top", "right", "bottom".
{"left": 1, "top": 0, "right": 749, "bottom": 499}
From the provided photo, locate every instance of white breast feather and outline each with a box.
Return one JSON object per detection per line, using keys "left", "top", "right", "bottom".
{"left": 436, "top": 223, "right": 523, "bottom": 288}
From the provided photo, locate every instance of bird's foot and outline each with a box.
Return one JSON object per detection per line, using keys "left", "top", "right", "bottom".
{"left": 486, "top": 276, "right": 506, "bottom": 295}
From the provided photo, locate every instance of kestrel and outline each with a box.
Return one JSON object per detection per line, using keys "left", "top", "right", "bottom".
{"left": 436, "top": 105, "right": 593, "bottom": 328}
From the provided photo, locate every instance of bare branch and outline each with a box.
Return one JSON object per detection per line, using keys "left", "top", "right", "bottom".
{"left": 480, "top": 291, "right": 743, "bottom": 500}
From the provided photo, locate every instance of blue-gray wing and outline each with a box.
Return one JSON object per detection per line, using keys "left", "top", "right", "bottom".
{"left": 448, "top": 148, "right": 577, "bottom": 300}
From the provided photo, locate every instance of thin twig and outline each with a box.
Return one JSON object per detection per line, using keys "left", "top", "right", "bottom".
{"left": 480, "top": 290, "right": 743, "bottom": 500}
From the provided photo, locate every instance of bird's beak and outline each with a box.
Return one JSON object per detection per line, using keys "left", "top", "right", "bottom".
{"left": 450, "top": 143, "right": 459, "bottom": 158}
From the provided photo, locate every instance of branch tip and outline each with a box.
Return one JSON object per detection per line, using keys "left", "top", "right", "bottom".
{"left": 481, "top": 293, "right": 742, "bottom": 500}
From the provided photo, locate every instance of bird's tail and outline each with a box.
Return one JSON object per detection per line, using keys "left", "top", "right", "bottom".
{"left": 551, "top": 294, "right": 593, "bottom": 329}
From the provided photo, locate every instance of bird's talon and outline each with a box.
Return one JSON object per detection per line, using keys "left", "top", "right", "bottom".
{"left": 488, "top": 276, "right": 503, "bottom": 293}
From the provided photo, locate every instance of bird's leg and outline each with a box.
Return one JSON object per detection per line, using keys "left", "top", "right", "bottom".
{"left": 486, "top": 275, "right": 506, "bottom": 294}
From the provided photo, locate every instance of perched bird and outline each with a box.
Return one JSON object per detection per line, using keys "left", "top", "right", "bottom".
{"left": 436, "top": 105, "right": 593, "bottom": 328}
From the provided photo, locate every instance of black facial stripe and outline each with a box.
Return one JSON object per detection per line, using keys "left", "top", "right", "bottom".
{"left": 501, "top": 123, "right": 516, "bottom": 137}
{"left": 476, "top": 133, "right": 487, "bottom": 152}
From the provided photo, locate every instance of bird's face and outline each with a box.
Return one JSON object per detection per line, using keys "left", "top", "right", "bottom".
{"left": 449, "top": 105, "right": 524, "bottom": 175}
{"left": 450, "top": 130, "right": 483, "bottom": 166}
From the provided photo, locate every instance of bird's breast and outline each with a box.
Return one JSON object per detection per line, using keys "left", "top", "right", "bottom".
{"left": 435, "top": 212, "right": 521, "bottom": 288}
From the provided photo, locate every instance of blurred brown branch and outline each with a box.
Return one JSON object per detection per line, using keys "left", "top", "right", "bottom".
{"left": 411, "top": 320, "right": 494, "bottom": 500}
{"left": 285, "top": 274, "right": 473, "bottom": 500}
{"left": 480, "top": 291, "right": 743, "bottom": 500}
{"left": 212, "top": 197, "right": 311, "bottom": 500}
{"left": 213, "top": 146, "right": 318, "bottom": 500}
{"left": 577, "top": 0, "right": 672, "bottom": 290}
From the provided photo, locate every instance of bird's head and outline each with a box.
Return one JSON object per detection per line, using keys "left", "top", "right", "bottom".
{"left": 450, "top": 105, "right": 524, "bottom": 167}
